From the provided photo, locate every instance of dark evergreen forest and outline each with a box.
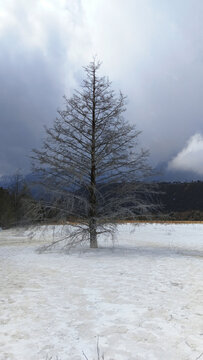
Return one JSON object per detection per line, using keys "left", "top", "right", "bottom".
{"left": 0, "top": 181, "right": 203, "bottom": 228}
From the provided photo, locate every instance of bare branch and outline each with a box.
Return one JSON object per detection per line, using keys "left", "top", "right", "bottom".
{"left": 31, "top": 59, "right": 158, "bottom": 249}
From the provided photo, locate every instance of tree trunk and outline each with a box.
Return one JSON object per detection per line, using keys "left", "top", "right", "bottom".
{"left": 89, "top": 64, "right": 98, "bottom": 248}
{"left": 89, "top": 217, "right": 97, "bottom": 248}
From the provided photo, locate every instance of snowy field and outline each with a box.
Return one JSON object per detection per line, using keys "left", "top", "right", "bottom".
{"left": 0, "top": 223, "right": 202, "bottom": 360}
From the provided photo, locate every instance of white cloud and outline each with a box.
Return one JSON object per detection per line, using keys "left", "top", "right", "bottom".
{"left": 168, "top": 133, "right": 203, "bottom": 175}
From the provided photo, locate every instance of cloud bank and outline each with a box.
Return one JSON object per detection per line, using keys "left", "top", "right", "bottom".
{"left": 0, "top": 0, "right": 90, "bottom": 174}
{"left": 168, "top": 133, "right": 203, "bottom": 175}
{"left": 0, "top": 0, "right": 203, "bottom": 177}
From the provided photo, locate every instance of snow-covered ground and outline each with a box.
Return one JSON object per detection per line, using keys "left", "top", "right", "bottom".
{"left": 0, "top": 223, "right": 202, "bottom": 360}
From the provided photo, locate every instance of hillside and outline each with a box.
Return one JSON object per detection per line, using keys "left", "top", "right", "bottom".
{"left": 1, "top": 180, "right": 203, "bottom": 226}
{"left": 157, "top": 181, "right": 203, "bottom": 220}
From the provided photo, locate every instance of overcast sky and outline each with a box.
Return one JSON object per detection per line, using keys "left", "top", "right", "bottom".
{"left": 0, "top": 0, "right": 203, "bottom": 178}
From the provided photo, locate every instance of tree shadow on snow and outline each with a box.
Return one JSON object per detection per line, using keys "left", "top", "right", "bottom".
{"left": 66, "top": 244, "right": 203, "bottom": 259}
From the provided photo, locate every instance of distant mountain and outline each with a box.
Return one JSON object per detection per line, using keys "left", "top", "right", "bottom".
{"left": 1, "top": 171, "right": 203, "bottom": 221}
{"left": 153, "top": 161, "right": 203, "bottom": 183}
{"left": 1, "top": 161, "right": 203, "bottom": 188}
{"left": 0, "top": 173, "right": 44, "bottom": 199}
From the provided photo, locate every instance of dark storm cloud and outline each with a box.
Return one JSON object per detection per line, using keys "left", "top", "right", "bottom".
{"left": 0, "top": 49, "right": 62, "bottom": 174}
{"left": 82, "top": 0, "right": 203, "bottom": 174}
{"left": 0, "top": 0, "right": 88, "bottom": 174}
{"left": 0, "top": 0, "right": 203, "bottom": 177}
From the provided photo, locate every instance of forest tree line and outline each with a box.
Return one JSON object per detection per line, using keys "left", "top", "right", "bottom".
{"left": 0, "top": 180, "right": 203, "bottom": 228}
{"left": 0, "top": 184, "right": 31, "bottom": 228}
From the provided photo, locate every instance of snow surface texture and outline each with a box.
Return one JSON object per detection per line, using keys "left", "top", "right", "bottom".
{"left": 0, "top": 224, "right": 202, "bottom": 360}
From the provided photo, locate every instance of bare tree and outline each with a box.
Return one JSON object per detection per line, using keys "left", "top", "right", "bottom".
{"left": 32, "top": 59, "right": 156, "bottom": 249}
